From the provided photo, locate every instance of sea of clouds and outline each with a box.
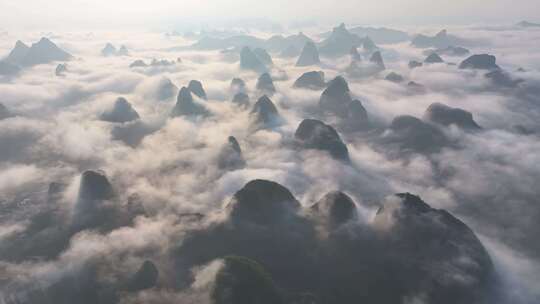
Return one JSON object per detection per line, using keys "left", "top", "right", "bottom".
{"left": 1, "top": 24, "right": 540, "bottom": 303}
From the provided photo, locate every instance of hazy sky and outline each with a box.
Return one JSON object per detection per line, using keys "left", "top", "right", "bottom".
{"left": 1, "top": 0, "right": 539, "bottom": 30}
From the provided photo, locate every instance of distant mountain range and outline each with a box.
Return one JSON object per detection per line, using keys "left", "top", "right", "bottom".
{"left": 0, "top": 37, "right": 72, "bottom": 75}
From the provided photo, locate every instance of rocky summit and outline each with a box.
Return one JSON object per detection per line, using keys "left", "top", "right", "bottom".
{"left": 369, "top": 51, "right": 385, "bottom": 70}
{"left": 250, "top": 95, "right": 280, "bottom": 129}
{"left": 459, "top": 54, "right": 500, "bottom": 70}
{"left": 100, "top": 97, "right": 140, "bottom": 123}
{"left": 385, "top": 115, "right": 449, "bottom": 153}
{"left": 424, "top": 102, "right": 481, "bottom": 130}
{"left": 230, "top": 77, "right": 246, "bottom": 94}
{"left": 127, "top": 260, "right": 159, "bottom": 291}
{"left": 256, "top": 73, "right": 276, "bottom": 95}
{"left": 171, "top": 87, "right": 208, "bottom": 117}
{"left": 156, "top": 77, "right": 178, "bottom": 100}
{"left": 310, "top": 191, "right": 358, "bottom": 227}
{"left": 227, "top": 179, "right": 301, "bottom": 224}
{"left": 296, "top": 41, "right": 320, "bottom": 66}
{"left": 294, "top": 119, "right": 350, "bottom": 162}
{"left": 18, "top": 38, "right": 72, "bottom": 67}
{"left": 319, "top": 76, "right": 352, "bottom": 115}
{"left": 232, "top": 92, "right": 250, "bottom": 107}
{"left": 187, "top": 80, "right": 207, "bottom": 100}
{"left": 176, "top": 180, "right": 495, "bottom": 304}
{"left": 293, "top": 71, "right": 326, "bottom": 89}
{"left": 240, "top": 47, "right": 266, "bottom": 72}
{"left": 424, "top": 52, "right": 444, "bottom": 63}
{"left": 218, "top": 136, "right": 246, "bottom": 170}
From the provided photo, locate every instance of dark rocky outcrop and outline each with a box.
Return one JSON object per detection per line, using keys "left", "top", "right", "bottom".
{"left": 170, "top": 87, "right": 208, "bottom": 117}
{"left": 127, "top": 260, "right": 159, "bottom": 291}
{"left": 212, "top": 256, "right": 285, "bottom": 304}
{"left": 240, "top": 47, "right": 266, "bottom": 72}
{"left": 459, "top": 54, "right": 500, "bottom": 70}
{"left": 318, "top": 76, "right": 369, "bottom": 131}
{"left": 384, "top": 115, "right": 449, "bottom": 153}
{"left": 318, "top": 77, "right": 370, "bottom": 130}
{"left": 369, "top": 51, "right": 385, "bottom": 70}
{"left": 341, "top": 99, "right": 369, "bottom": 131}
{"left": 423, "top": 102, "right": 481, "bottom": 130}
{"left": 385, "top": 72, "right": 404, "bottom": 83}
{"left": 256, "top": 73, "right": 276, "bottom": 95}
{"left": 100, "top": 97, "right": 140, "bottom": 123}
{"left": 174, "top": 180, "right": 495, "bottom": 304}
{"left": 293, "top": 71, "right": 326, "bottom": 90}
{"left": 311, "top": 191, "right": 357, "bottom": 228}
{"left": 188, "top": 80, "right": 207, "bottom": 100}
{"left": 230, "top": 78, "right": 246, "bottom": 94}
{"left": 294, "top": 119, "right": 350, "bottom": 162}
{"left": 296, "top": 41, "right": 320, "bottom": 66}
{"left": 232, "top": 92, "right": 250, "bottom": 107}
{"left": 71, "top": 170, "right": 142, "bottom": 233}
{"left": 424, "top": 52, "right": 444, "bottom": 63}
{"left": 72, "top": 170, "right": 115, "bottom": 231}
{"left": 77, "top": 170, "right": 114, "bottom": 202}
{"left": 250, "top": 95, "right": 280, "bottom": 129}
{"left": 373, "top": 193, "right": 494, "bottom": 304}
{"left": 319, "top": 76, "right": 352, "bottom": 116}
{"left": 218, "top": 136, "right": 246, "bottom": 170}
{"left": 485, "top": 69, "right": 523, "bottom": 88}
{"left": 156, "top": 77, "right": 178, "bottom": 100}
{"left": 227, "top": 180, "right": 300, "bottom": 225}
